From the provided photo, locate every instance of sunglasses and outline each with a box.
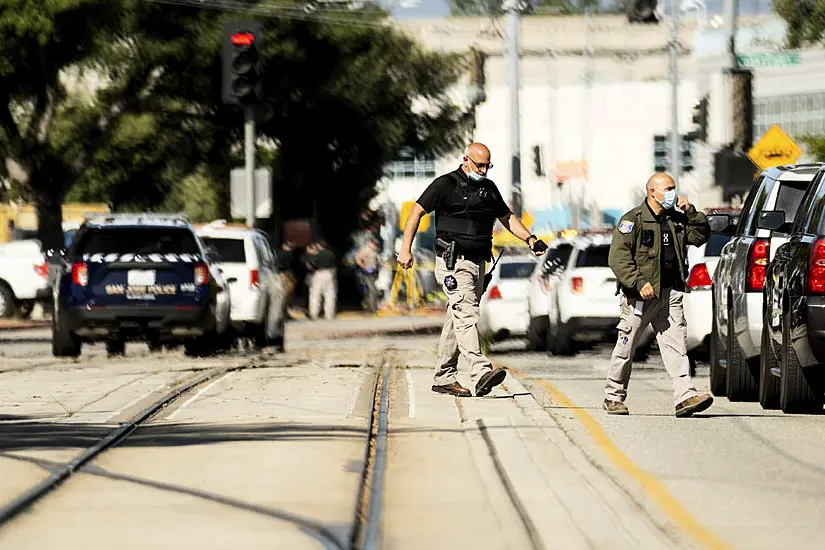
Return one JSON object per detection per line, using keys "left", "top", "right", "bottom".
{"left": 468, "top": 157, "right": 493, "bottom": 170}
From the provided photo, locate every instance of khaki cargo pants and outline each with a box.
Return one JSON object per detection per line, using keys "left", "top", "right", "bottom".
{"left": 433, "top": 256, "right": 494, "bottom": 388}
{"left": 605, "top": 289, "right": 700, "bottom": 406}
{"left": 309, "top": 268, "right": 337, "bottom": 320}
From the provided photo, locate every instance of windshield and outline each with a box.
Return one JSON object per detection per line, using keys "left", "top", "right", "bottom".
{"left": 500, "top": 262, "right": 535, "bottom": 279}
{"left": 704, "top": 233, "right": 732, "bottom": 257}
{"left": 575, "top": 245, "right": 611, "bottom": 268}
{"left": 201, "top": 237, "right": 246, "bottom": 263}
{"left": 76, "top": 227, "right": 200, "bottom": 256}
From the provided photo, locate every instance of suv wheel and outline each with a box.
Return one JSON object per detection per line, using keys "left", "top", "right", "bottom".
{"left": 52, "top": 311, "right": 81, "bottom": 357}
{"left": 780, "top": 314, "right": 824, "bottom": 414}
{"left": 0, "top": 284, "right": 17, "bottom": 318}
{"left": 106, "top": 339, "right": 126, "bottom": 356}
{"left": 726, "top": 304, "right": 758, "bottom": 401}
{"left": 759, "top": 311, "right": 780, "bottom": 409}
{"left": 527, "top": 316, "right": 548, "bottom": 351}
{"left": 709, "top": 305, "right": 726, "bottom": 396}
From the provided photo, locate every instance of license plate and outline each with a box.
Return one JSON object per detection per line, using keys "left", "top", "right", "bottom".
{"left": 128, "top": 270, "right": 156, "bottom": 286}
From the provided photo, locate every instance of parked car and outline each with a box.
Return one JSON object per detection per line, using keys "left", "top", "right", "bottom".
{"left": 52, "top": 214, "right": 233, "bottom": 357}
{"left": 683, "top": 208, "right": 740, "bottom": 357}
{"left": 196, "top": 220, "right": 285, "bottom": 350}
{"left": 0, "top": 239, "right": 49, "bottom": 318}
{"left": 759, "top": 165, "right": 825, "bottom": 413}
{"left": 710, "top": 163, "right": 823, "bottom": 401}
{"left": 479, "top": 252, "right": 538, "bottom": 343}
{"left": 526, "top": 239, "right": 574, "bottom": 350}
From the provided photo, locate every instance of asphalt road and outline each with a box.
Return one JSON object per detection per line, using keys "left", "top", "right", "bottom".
{"left": 0, "top": 321, "right": 823, "bottom": 550}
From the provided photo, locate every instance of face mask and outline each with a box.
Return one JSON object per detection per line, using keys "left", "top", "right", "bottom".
{"left": 658, "top": 189, "right": 676, "bottom": 209}
{"left": 468, "top": 170, "right": 485, "bottom": 182}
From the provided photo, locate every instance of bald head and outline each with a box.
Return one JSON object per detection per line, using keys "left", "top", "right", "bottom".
{"left": 646, "top": 172, "right": 675, "bottom": 194}
{"left": 463, "top": 142, "right": 492, "bottom": 179}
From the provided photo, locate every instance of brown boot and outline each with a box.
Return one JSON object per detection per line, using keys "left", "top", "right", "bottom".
{"left": 475, "top": 368, "right": 507, "bottom": 397}
{"left": 675, "top": 394, "right": 713, "bottom": 418}
{"left": 603, "top": 399, "right": 629, "bottom": 415}
{"left": 431, "top": 382, "right": 472, "bottom": 398}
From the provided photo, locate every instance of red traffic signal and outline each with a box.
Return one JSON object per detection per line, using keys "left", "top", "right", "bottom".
{"left": 231, "top": 33, "right": 255, "bottom": 46}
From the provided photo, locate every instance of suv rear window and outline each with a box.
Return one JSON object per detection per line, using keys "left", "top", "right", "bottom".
{"left": 201, "top": 237, "right": 246, "bottom": 263}
{"left": 774, "top": 180, "right": 809, "bottom": 223}
{"left": 705, "top": 234, "right": 732, "bottom": 257}
{"left": 77, "top": 227, "right": 200, "bottom": 256}
{"left": 575, "top": 245, "right": 610, "bottom": 268}
{"left": 500, "top": 262, "right": 535, "bottom": 279}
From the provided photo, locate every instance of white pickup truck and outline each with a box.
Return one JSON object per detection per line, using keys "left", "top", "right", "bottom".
{"left": 0, "top": 240, "right": 50, "bottom": 318}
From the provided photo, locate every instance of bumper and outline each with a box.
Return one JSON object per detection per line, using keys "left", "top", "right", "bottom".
{"left": 62, "top": 305, "right": 215, "bottom": 339}
{"left": 229, "top": 287, "right": 264, "bottom": 324}
{"left": 684, "top": 290, "right": 712, "bottom": 352}
{"left": 805, "top": 297, "right": 825, "bottom": 366}
{"left": 35, "top": 287, "right": 51, "bottom": 301}
{"left": 480, "top": 301, "right": 530, "bottom": 338}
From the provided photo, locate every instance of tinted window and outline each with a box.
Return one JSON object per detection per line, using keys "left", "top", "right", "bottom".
{"left": 542, "top": 244, "right": 573, "bottom": 274}
{"left": 500, "top": 262, "right": 535, "bottom": 279}
{"left": 201, "top": 237, "right": 246, "bottom": 263}
{"left": 575, "top": 245, "right": 610, "bottom": 267}
{"left": 742, "top": 177, "right": 775, "bottom": 235}
{"left": 77, "top": 228, "right": 200, "bottom": 256}
{"left": 704, "top": 234, "right": 732, "bottom": 256}
{"left": 773, "top": 180, "right": 809, "bottom": 225}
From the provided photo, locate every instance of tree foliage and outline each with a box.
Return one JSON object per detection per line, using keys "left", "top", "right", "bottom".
{"left": 0, "top": 1, "right": 470, "bottom": 253}
{"left": 775, "top": 0, "right": 825, "bottom": 48}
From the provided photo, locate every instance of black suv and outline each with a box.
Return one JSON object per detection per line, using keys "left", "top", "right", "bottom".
{"left": 759, "top": 166, "right": 825, "bottom": 413}
{"left": 51, "top": 214, "right": 233, "bottom": 358}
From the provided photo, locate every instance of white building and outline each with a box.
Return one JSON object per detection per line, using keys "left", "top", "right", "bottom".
{"left": 380, "top": 12, "right": 783, "bottom": 235}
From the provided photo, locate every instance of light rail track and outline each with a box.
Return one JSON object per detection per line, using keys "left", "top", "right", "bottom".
{"left": 0, "top": 361, "right": 393, "bottom": 550}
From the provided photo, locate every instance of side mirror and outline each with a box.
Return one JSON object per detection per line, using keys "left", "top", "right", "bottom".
{"left": 707, "top": 214, "right": 735, "bottom": 235}
{"left": 757, "top": 210, "right": 792, "bottom": 234}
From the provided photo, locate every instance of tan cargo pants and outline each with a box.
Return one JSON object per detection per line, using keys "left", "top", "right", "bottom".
{"left": 433, "top": 256, "right": 494, "bottom": 387}
{"left": 605, "top": 288, "right": 700, "bottom": 406}
{"left": 309, "top": 268, "right": 337, "bottom": 320}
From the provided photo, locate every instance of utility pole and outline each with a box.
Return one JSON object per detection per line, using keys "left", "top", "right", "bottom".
{"left": 245, "top": 108, "right": 256, "bottom": 227}
{"left": 668, "top": 0, "right": 681, "bottom": 185}
{"left": 505, "top": 0, "right": 522, "bottom": 218}
{"left": 580, "top": 8, "right": 593, "bottom": 230}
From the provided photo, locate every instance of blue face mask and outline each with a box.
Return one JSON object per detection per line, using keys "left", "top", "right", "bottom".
{"left": 659, "top": 189, "right": 677, "bottom": 209}
{"left": 468, "top": 170, "right": 485, "bottom": 182}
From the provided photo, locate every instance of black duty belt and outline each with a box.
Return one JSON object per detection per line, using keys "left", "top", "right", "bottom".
{"left": 435, "top": 245, "right": 489, "bottom": 264}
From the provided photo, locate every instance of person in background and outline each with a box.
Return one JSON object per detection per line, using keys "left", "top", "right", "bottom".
{"left": 355, "top": 238, "right": 381, "bottom": 312}
{"left": 276, "top": 240, "right": 297, "bottom": 319}
{"left": 306, "top": 240, "right": 337, "bottom": 320}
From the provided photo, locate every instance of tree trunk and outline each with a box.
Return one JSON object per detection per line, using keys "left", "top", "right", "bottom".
{"left": 34, "top": 190, "right": 65, "bottom": 252}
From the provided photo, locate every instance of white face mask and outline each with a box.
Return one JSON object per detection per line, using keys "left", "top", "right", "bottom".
{"left": 658, "top": 189, "right": 676, "bottom": 209}
{"left": 468, "top": 170, "right": 485, "bottom": 182}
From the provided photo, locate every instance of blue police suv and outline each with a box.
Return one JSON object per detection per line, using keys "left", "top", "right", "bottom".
{"left": 51, "top": 214, "right": 233, "bottom": 358}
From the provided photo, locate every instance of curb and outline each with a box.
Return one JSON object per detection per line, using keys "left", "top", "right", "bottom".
{"left": 0, "top": 321, "right": 50, "bottom": 332}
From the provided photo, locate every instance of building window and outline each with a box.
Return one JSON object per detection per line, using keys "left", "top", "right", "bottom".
{"left": 386, "top": 150, "right": 437, "bottom": 180}
{"left": 756, "top": 91, "right": 825, "bottom": 140}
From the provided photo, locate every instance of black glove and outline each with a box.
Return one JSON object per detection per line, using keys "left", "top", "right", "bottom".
{"left": 530, "top": 238, "right": 548, "bottom": 254}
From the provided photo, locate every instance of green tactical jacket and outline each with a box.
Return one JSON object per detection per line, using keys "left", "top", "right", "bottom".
{"left": 608, "top": 200, "right": 711, "bottom": 299}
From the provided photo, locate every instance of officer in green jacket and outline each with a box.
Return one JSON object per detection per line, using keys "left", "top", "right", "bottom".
{"left": 604, "top": 172, "right": 714, "bottom": 418}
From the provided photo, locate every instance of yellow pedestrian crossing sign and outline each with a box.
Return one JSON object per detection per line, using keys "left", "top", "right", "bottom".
{"left": 748, "top": 125, "right": 803, "bottom": 171}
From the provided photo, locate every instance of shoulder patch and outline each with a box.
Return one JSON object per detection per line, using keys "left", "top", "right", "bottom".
{"left": 618, "top": 220, "right": 634, "bottom": 234}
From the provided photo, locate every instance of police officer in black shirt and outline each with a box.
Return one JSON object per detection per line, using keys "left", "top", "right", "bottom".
{"left": 398, "top": 142, "right": 548, "bottom": 397}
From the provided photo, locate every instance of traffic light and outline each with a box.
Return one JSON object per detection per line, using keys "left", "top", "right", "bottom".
{"left": 691, "top": 95, "right": 709, "bottom": 143}
{"left": 627, "top": 0, "right": 658, "bottom": 23}
{"left": 222, "top": 21, "right": 263, "bottom": 106}
{"left": 532, "top": 145, "right": 544, "bottom": 176}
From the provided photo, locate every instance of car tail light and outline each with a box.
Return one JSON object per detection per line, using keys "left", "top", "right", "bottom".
{"left": 71, "top": 262, "right": 88, "bottom": 287}
{"left": 34, "top": 263, "right": 48, "bottom": 278}
{"left": 571, "top": 276, "right": 584, "bottom": 294}
{"left": 746, "top": 238, "right": 769, "bottom": 292}
{"left": 194, "top": 263, "right": 209, "bottom": 286}
{"left": 250, "top": 269, "right": 260, "bottom": 288}
{"left": 489, "top": 285, "right": 502, "bottom": 300}
{"left": 687, "top": 263, "right": 712, "bottom": 290}
{"left": 808, "top": 238, "right": 825, "bottom": 294}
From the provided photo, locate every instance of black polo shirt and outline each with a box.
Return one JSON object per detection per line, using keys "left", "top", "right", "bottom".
{"left": 416, "top": 167, "right": 510, "bottom": 258}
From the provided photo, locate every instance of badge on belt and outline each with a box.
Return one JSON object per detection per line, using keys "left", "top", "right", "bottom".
{"left": 443, "top": 275, "right": 458, "bottom": 291}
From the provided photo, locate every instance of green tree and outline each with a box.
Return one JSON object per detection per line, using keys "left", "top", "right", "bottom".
{"left": 775, "top": 0, "right": 825, "bottom": 48}
{"left": 800, "top": 135, "right": 825, "bottom": 161}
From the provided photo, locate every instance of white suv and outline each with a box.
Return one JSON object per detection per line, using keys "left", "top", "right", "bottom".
{"left": 525, "top": 239, "right": 574, "bottom": 350}
{"left": 196, "top": 221, "right": 285, "bottom": 350}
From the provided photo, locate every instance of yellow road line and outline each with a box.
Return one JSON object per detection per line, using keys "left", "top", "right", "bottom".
{"left": 513, "top": 369, "right": 734, "bottom": 550}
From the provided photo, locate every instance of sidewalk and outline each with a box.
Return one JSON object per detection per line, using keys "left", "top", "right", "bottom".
{"left": 287, "top": 313, "right": 445, "bottom": 341}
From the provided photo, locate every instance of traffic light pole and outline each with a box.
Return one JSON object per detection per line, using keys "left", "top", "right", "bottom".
{"left": 668, "top": 1, "right": 681, "bottom": 185}
{"left": 505, "top": 0, "right": 522, "bottom": 218}
{"left": 245, "top": 107, "right": 256, "bottom": 227}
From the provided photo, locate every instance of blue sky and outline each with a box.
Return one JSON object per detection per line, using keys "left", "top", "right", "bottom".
{"left": 388, "top": 0, "right": 776, "bottom": 19}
